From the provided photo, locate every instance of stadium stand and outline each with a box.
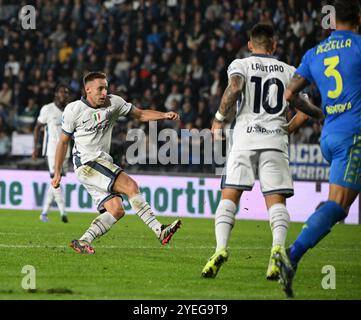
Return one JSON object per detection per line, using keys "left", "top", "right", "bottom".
{"left": 0, "top": 0, "right": 324, "bottom": 172}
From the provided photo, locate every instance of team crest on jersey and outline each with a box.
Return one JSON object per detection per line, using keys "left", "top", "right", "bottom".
{"left": 92, "top": 110, "right": 112, "bottom": 123}
{"left": 84, "top": 110, "right": 113, "bottom": 133}
{"left": 93, "top": 112, "right": 102, "bottom": 123}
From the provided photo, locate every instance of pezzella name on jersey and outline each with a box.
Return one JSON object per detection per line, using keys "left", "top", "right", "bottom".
{"left": 251, "top": 63, "right": 285, "bottom": 73}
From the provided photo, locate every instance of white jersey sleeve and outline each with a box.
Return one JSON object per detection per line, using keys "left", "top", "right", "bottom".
{"left": 36, "top": 103, "right": 70, "bottom": 158}
{"left": 227, "top": 59, "right": 247, "bottom": 79}
{"left": 62, "top": 104, "right": 76, "bottom": 136}
{"left": 37, "top": 105, "right": 48, "bottom": 124}
{"left": 109, "top": 94, "right": 133, "bottom": 117}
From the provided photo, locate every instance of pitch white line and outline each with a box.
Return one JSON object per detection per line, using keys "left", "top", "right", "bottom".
{"left": 0, "top": 244, "right": 360, "bottom": 251}
{"left": 0, "top": 244, "right": 219, "bottom": 249}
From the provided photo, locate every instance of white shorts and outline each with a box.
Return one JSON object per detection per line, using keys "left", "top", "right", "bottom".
{"left": 221, "top": 149, "right": 294, "bottom": 198}
{"left": 47, "top": 156, "right": 69, "bottom": 177}
{"left": 75, "top": 158, "right": 124, "bottom": 212}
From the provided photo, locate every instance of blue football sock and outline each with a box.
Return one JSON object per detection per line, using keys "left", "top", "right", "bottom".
{"left": 289, "top": 201, "right": 347, "bottom": 266}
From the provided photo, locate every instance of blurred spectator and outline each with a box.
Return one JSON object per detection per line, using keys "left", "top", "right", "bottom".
{"left": 147, "top": 24, "right": 162, "bottom": 49}
{"left": 186, "top": 22, "right": 205, "bottom": 52}
{"left": 196, "top": 99, "right": 212, "bottom": 128}
{"left": 128, "top": 69, "right": 142, "bottom": 99}
{"left": 0, "top": 82, "right": 12, "bottom": 108}
{"left": 168, "top": 55, "right": 186, "bottom": 82}
{"left": 289, "top": 15, "right": 302, "bottom": 38}
{"left": 186, "top": 56, "right": 204, "bottom": 84}
{"left": 17, "top": 98, "right": 38, "bottom": 134}
{"left": 180, "top": 101, "right": 196, "bottom": 126}
{"left": 0, "top": 126, "right": 10, "bottom": 155}
{"left": 164, "top": 84, "right": 183, "bottom": 111}
{"left": 0, "top": 0, "right": 325, "bottom": 172}
{"left": 205, "top": 0, "right": 223, "bottom": 21}
{"left": 114, "top": 52, "right": 131, "bottom": 84}
{"left": 4, "top": 54, "right": 20, "bottom": 77}
{"left": 59, "top": 40, "right": 73, "bottom": 64}
{"left": 69, "top": 70, "right": 81, "bottom": 94}
{"left": 49, "top": 24, "right": 67, "bottom": 46}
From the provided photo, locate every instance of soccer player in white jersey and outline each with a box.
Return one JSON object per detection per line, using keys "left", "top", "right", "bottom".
{"left": 32, "top": 85, "right": 71, "bottom": 223}
{"left": 51, "top": 72, "right": 182, "bottom": 254}
{"left": 201, "top": 24, "right": 322, "bottom": 280}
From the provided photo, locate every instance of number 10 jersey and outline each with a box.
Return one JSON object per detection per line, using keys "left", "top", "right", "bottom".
{"left": 227, "top": 54, "right": 296, "bottom": 154}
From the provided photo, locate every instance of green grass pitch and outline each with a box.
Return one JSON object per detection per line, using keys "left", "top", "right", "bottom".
{"left": 0, "top": 209, "right": 360, "bottom": 300}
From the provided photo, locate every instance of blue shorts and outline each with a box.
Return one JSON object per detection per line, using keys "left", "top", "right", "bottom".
{"left": 321, "top": 133, "right": 361, "bottom": 192}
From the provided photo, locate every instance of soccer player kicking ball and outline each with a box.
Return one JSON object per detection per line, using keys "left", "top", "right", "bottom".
{"left": 278, "top": 0, "right": 361, "bottom": 297}
{"left": 33, "top": 84, "right": 71, "bottom": 223}
{"left": 201, "top": 24, "right": 323, "bottom": 283}
{"left": 51, "top": 72, "right": 181, "bottom": 254}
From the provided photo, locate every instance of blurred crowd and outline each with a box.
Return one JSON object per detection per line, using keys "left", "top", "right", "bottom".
{"left": 0, "top": 0, "right": 327, "bottom": 170}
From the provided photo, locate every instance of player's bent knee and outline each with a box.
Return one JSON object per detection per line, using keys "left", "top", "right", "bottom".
{"left": 129, "top": 181, "right": 139, "bottom": 196}
{"left": 113, "top": 174, "right": 139, "bottom": 196}
{"left": 221, "top": 188, "right": 242, "bottom": 205}
{"left": 111, "top": 206, "right": 125, "bottom": 220}
{"left": 328, "top": 184, "right": 359, "bottom": 210}
{"left": 123, "top": 177, "right": 139, "bottom": 197}
{"left": 265, "top": 194, "right": 286, "bottom": 210}
{"left": 104, "top": 196, "right": 125, "bottom": 219}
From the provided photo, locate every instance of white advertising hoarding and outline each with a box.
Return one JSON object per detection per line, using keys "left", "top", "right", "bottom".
{"left": 0, "top": 169, "right": 358, "bottom": 224}
{"left": 10, "top": 133, "right": 33, "bottom": 156}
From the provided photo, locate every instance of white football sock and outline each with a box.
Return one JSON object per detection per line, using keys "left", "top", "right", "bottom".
{"left": 129, "top": 194, "right": 162, "bottom": 237}
{"left": 42, "top": 185, "right": 54, "bottom": 215}
{"left": 80, "top": 212, "right": 117, "bottom": 244}
{"left": 268, "top": 203, "right": 290, "bottom": 247}
{"left": 53, "top": 186, "right": 66, "bottom": 217}
{"left": 215, "top": 199, "right": 236, "bottom": 252}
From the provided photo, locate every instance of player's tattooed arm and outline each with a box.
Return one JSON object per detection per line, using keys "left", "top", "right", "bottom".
{"left": 216, "top": 74, "right": 245, "bottom": 121}
{"left": 211, "top": 74, "right": 244, "bottom": 138}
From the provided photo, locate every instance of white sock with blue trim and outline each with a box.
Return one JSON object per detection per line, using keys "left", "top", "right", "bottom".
{"left": 80, "top": 212, "right": 117, "bottom": 244}
{"left": 268, "top": 203, "right": 290, "bottom": 247}
{"left": 129, "top": 194, "right": 162, "bottom": 237}
{"left": 53, "top": 186, "right": 66, "bottom": 217}
{"left": 42, "top": 184, "right": 54, "bottom": 215}
{"left": 215, "top": 199, "right": 236, "bottom": 252}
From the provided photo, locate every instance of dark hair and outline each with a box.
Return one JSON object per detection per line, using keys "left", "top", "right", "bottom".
{"left": 250, "top": 23, "right": 275, "bottom": 51}
{"left": 83, "top": 71, "right": 107, "bottom": 87}
{"left": 55, "top": 83, "right": 69, "bottom": 93}
{"left": 334, "top": 0, "right": 361, "bottom": 26}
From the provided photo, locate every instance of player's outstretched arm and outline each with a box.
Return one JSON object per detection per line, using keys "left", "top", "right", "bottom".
{"left": 130, "top": 106, "right": 180, "bottom": 122}
{"left": 51, "top": 132, "right": 71, "bottom": 188}
{"left": 32, "top": 121, "right": 44, "bottom": 159}
{"left": 285, "top": 74, "right": 324, "bottom": 120}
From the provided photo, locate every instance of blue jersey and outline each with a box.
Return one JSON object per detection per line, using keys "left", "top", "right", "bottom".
{"left": 296, "top": 30, "right": 361, "bottom": 136}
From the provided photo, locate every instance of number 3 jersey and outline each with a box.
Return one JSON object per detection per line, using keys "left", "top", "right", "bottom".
{"left": 296, "top": 30, "right": 361, "bottom": 136}
{"left": 227, "top": 54, "right": 296, "bottom": 154}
